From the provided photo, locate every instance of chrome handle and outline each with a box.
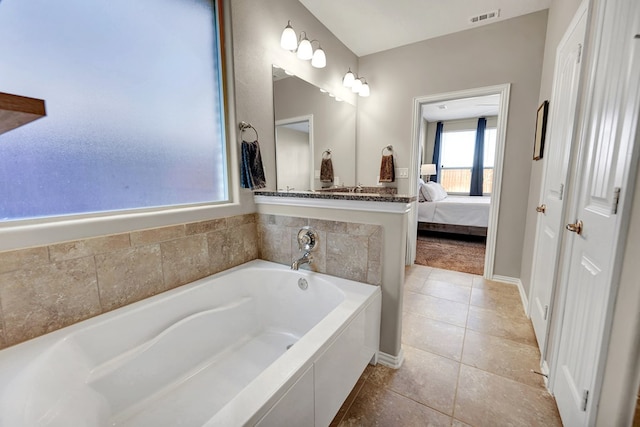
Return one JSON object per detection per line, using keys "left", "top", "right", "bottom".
{"left": 566, "top": 220, "right": 583, "bottom": 235}
{"left": 536, "top": 204, "right": 546, "bottom": 213}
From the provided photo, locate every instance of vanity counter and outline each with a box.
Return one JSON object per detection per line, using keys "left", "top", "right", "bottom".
{"left": 253, "top": 190, "right": 415, "bottom": 214}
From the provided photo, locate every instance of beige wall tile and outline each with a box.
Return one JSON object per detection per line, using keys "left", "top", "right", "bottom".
{"left": 367, "top": 260, "right": 382, "bottom": 286}
{"left": 227, "top": 213, "right": 256, "bottom": 228}
{"left": 130, "top": 224, "right": 185, "bottom": 246}
{"left": 258, "top": 224, "right": 292, "bottom": 265}
{"left": 185, "top": 218, "right": 227, "bottom": 235}
{"left": 309, "top": 219, "right": 348, "bottom": 234}
{"left": 225, "top": 227, "right": 247, "bottom": 269}
{"left": 0, "top": 303, "right": 7, "bottom": 349}
{"left": 0, "top": 257, "right": 100, "bottom": 346}
{"left": 208, "top": 230, "right": 229, "bottom": 274}
{"left": 95, "top": 245, "right": 164, "bottom": 312}
{"left": 48, "top": 234, "right": 130, "bottom": 262}
{"left": 161, "top": 235, "right": 210, "bottom": 289}
{"left": 0, "top": 247, "right": 49, "bottom": 274}
{"left": 346, "top": 223, "right": 379, "bottom": 236}
{"left": 367, "top": 228, "right": 383, "bottom": 263}
{"left": 257, "top": 213, "right": 276, "bottom": 225}
{"left": 326, "top": 233, "right": 368, "bottom": 282}
{"left": 239, "top": 222, "right": 259, "bottom": 264}
{"left": 275, "top": 215, "right": 307, "bottom": 228}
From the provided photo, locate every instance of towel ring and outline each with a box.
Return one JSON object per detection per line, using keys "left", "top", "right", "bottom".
{"left": 381, "top": 145, "right": 393, "bottom": 155}
{"left": 239, "top": 121, "right": 259, "bottom": 141}
{"left": 322, "top": 149, "right": 332, "bottom": 159}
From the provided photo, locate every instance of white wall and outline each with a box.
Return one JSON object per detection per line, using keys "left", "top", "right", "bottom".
{"left": 357, "top": 11, "right": 548, "bottom": 279}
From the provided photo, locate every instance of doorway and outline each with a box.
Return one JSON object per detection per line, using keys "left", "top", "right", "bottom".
{"left": 408, "top": 84, "right": 511, "bottom": 279}
{"left": 275, "top": 115, "right": 314, "bottom": 191}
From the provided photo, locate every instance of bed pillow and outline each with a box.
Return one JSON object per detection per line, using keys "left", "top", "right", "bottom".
{"left": 425, "top": 182, "right": 448, "bottom": 201}
{"left": 418, "top": 181, "right": 431, "bottom": 202}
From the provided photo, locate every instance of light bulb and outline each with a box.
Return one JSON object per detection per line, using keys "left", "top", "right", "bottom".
{"left": 342, "top": 69, "right": 355, "bottom": 87}
{"left": 297, "top": 35, "right": 313, "bottom": 60}
{"left": 280, "top": 21, "right": 298, "bottom": 51}
{"left": 311, "top": 47, "right": 326, "bottom": 68}
{"left": 359, "top": 81, "right": 370, "bottom": 97}
{"left": 351, "top": 78, "right": 363, "bottom": 93}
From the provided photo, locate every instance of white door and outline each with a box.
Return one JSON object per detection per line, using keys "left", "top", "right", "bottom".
{"left": 529, "top": 2, "right": 587, "bottom": 353}
{"left": 552, "top": 0, "right": 640, "bottom": 424}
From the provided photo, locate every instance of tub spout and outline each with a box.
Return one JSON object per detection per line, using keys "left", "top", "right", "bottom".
{"left": 291, "top": 252, "right": 312, "bottom": 270}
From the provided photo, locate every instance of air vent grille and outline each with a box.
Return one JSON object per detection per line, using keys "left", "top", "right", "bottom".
{"left": 469, "top": 9, "right": 500, "bottom": 24}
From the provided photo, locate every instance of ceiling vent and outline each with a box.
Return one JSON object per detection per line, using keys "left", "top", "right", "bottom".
{"left": 469, "top": 9, "right": 500, "bottom": 24}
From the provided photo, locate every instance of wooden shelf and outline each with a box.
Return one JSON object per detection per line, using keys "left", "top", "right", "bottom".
{"left": 0, "top": 92, "right": 46, "bottom": 136}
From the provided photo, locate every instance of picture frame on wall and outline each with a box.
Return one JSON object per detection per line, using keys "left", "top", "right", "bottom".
{"left": 533, "top": 100, "right": 549, "bottom": 160}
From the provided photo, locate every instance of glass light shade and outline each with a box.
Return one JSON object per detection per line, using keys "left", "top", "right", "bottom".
{"left": 342, "top": 69, "right": 355, "bottom": 87}
{"left": 311, "top": 47, "right": 326, "bottom": 68}
{"left": 296, "top": 37, "right": 313, "bottom": 60}
{"left": 351, "top": 78, "right": 363, "bottom": 93}
{"left": 421, "top": 164, "right": 437, "bottom": 175}
{"left": 359, "top": 82, "right": 370, "bottom": 97}
{"left": 280, "top": 22, "right": 298, "bottom": 51}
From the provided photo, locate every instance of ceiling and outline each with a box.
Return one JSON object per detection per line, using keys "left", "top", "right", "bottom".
{"left": 422, "top": 94, "right": 500, "bottom": 122}
{"left": 299, "top": 0, "right": 550, "bottom": 57}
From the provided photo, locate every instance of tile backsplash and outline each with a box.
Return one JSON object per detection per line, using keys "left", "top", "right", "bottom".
{"left": 257, "top": 214, "right": 383, "bottom": 286}
{"left": 0, "top": 212, "right": 382, "bottom": 351}
{"left": 0, "top": 213, "right": 258, "bottom": 349}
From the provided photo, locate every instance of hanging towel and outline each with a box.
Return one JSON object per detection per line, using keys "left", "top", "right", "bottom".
{"left": 240, "top": 139, "right": 266, "bottom": 190}
{"left": 320, "top": 158, "right": 334, "bottom": 182}
{"left": 379, "top": 154, "right": 395, "bottom": 182}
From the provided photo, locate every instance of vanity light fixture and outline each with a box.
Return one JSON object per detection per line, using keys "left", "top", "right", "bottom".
{"left": 280, "top": 21, "right": 298, "bottom": 51}
{"left": 280, "top": 21, "right": 327, "bottom": 68}
{"left": 342, "top": 69, "right": 371, "bottom": 97}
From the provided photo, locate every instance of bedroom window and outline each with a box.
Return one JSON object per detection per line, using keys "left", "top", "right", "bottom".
{"left": 439, "top": 128, "right": 496, "bottom": 194}
{"left": 0, "top": 0, "right": 228, "bottom": 222}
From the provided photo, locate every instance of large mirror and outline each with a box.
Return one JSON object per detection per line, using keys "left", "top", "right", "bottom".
{"left": 273, "top": 66, "right": 356, "bottom": 191}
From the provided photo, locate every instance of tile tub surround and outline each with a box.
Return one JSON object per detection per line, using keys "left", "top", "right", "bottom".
{"left": 0, "top": 214, "right": 258, "bottom": 350}
{"left": 257, "top": 214, "right": 383, "bottom": 286}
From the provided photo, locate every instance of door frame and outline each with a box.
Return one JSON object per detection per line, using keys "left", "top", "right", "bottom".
{"left": 409, "top": 84, "right": 511, "bottom": 278}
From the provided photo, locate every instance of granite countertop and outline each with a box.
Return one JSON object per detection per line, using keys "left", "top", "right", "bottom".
{"left": 253, "top": 190, "right": 416, "bottom": 203}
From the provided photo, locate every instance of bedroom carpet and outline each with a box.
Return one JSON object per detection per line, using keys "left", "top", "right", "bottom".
{"left": 415, "top": 232, "right": 486, "bottom": 275}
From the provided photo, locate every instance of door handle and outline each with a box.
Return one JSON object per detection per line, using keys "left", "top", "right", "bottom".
{"left": 566, "top": 220, "right": 583, "bottom": 235}
{"left": 536, "top": 204, "right": 546, "bottom": 213}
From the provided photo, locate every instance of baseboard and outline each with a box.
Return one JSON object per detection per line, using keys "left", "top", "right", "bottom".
{"left": 492, "top": 275, "right": 529, "bottom": 317}
{"left": 541, "top": 359, "right": 551, "bottom": 391}
{"left": 377, "top": 348, "right": 405, "bottom": 369}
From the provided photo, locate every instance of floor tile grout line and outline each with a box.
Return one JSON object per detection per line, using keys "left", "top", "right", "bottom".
{"left": 375, "top": 384, "right": 456, "bottom": 421}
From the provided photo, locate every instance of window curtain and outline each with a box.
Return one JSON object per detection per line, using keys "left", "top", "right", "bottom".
{"left": 470, "top": 117, "right": 486, "bottom": 196}
{"left": 431, "top": 121, "right": 444, "bottom": 182}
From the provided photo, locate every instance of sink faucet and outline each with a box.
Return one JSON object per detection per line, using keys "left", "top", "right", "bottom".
{"left": 291, "top": 251, "right": 312, "bottom": 270}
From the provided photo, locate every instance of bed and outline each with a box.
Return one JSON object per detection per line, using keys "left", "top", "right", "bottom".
{"left": 417, "top": 195, "right": 491, "bottom": 236}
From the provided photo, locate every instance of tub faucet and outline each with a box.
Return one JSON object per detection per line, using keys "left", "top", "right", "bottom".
{"left": 291, "top": 251, "right": 312, "bottom": 270}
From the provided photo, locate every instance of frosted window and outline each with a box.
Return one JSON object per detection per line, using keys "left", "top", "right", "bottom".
{"left": 0, "top": 0, "right": 228, "bottom": 221}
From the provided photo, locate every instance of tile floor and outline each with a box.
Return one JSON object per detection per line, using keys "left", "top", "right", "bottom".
{"left": 331, "top": 265, "right": 563, "bottom": 427}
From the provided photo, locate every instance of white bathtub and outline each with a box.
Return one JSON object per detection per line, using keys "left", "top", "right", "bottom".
{"left": 0, "top": 260, "right": 381, "bottom": 427}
